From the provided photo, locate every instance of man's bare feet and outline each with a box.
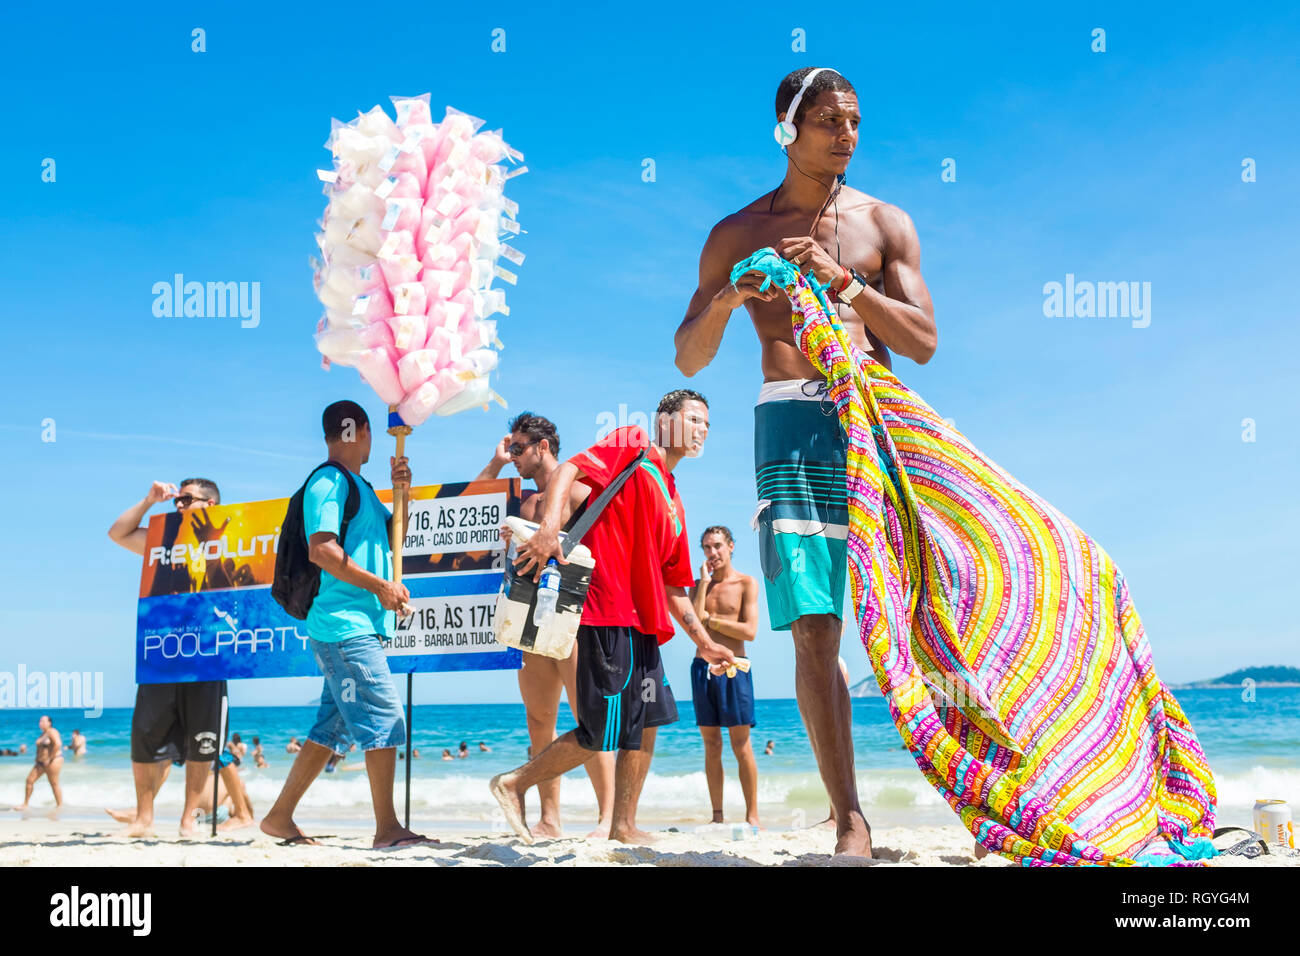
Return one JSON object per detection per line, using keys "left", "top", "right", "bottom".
{"left": 373, "top": 825, "right": 437, "bottom": 849}
{"left": 746, "top": 815, "right": 763, "bottom": 829}
{"left": 813, "top": 813, "right": 836, "bottom": 830}
{"left": 259, "top": 814, "right": 315, "bottom": 845}
{"left": 531, "top": 820, "right": 563, "bottom": 839}
{"left": 489, "top": 773, "right": 533, "bottom": 844}
{"left": 711, "top": 811, "right": 725, "bottom": 823}
{"left": 119, "top": 820, "right": 156, "bottom": 838}
{"left": 218, "top": 813, "right": 255, "bottom": 833}
{"left": 586, "top": 820, "right": 612, "bottom": 839}
{"left": 105, "top": 807, "right": 136, "bottom": 824}
{"left": 832, "top": 813, "right": 872, "bottom": 858}
{"left": 609, "top": 825, "right": 657, "bottom": 845}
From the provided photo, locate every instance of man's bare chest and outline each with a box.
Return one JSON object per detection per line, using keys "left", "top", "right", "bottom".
{"left": 706, "top": 579, "right": 745, "bottom": 618}
{"left": 747, "top": 209, "right": 886, "bottom": 281}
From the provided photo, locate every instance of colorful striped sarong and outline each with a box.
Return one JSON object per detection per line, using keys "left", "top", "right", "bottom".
{"left": 731, "top": 248, "right": 1217, "bottom": 865}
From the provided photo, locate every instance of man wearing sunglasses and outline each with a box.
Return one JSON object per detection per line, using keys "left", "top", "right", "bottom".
{"left": 476, "top": 413, "right": 616, "bottom": 837}
{"left": 108, "top": 477, "right": 255, "bottom": 837}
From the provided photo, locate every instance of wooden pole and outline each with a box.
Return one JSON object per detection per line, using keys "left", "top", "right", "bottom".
{"left": 388, "top": 406, "right": 411, "bottom": 588}
{"left": 388, "top": 406, "right": 414, "bottom": 829}
{"left": 387, "top": 406, "right": 413, "bottom": 621}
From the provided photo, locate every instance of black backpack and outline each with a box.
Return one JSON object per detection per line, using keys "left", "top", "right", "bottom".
{"left": 272, "top": 461, "right": 362, "bottom": 620}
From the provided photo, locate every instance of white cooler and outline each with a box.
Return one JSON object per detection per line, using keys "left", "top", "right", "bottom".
{"left": 494, "top": 516, "right": 595, "bottom": 659}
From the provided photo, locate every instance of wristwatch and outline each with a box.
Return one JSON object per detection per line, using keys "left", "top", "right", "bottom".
{"left": 837, "top": 268, "right": 868, "bottom": 304}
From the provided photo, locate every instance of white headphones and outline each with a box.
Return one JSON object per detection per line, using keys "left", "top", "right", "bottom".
{"left": 774, "top": 67, "right": 839, "bottom": 147}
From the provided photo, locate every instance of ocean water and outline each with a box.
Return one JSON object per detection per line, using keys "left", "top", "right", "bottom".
{"left": 2, "top": 689, "right": 1296, "bottom": 831}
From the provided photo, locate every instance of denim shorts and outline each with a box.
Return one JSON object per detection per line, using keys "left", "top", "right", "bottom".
{"left": 306, "top": 634, "right": 405, "bottom": 753}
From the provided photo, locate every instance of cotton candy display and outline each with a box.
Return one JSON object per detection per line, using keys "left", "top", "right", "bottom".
{"left": 312, "top": 94, "right": 526, "bottom": 425}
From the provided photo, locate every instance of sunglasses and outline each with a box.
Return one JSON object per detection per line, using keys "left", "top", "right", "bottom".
{"left": 508, "top": 439, "right": 539, "bottom": 457}
{"left": 174, "top": 494, "right": 212, "bottom": 509}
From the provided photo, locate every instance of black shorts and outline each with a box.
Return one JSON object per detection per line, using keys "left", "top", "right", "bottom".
{"left": 131, "top": 681, "right": 228, "bottom": 764}
{"left": 573, "top": 625, "right": 676, "bottom": 751}
{"left": 644, "top": 641, "right": 679, "bottom": 729}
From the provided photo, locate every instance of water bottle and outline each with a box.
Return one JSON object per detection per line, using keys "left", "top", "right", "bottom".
{"left": 532, "top": 559, "right": 560, "bottom": 629}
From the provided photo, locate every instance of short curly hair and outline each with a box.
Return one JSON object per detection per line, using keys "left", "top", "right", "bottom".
{"left": 656, "top": 389, "right": 708, "bottom": 419}
{"left": 508, "top": 411, "right": 560, "bottom": 458}
{"left": 700, "top": 525, "right": 733, "bottom": 545}
{"left": 775, "top": 67, "right": 857, "bottom": 125}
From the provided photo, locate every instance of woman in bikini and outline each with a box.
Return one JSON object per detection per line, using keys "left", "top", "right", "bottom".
{"left": 13, "top": 715, "right": 63, "bottom": 810}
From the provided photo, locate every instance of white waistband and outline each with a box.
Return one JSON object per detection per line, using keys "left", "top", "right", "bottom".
{"left": 756, "top": 379, "right": 826, "bottom": 405}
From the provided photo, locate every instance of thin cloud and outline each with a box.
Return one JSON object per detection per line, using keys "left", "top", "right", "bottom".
{"left": 1, "top": 424, "right": 316, "bottom": 462}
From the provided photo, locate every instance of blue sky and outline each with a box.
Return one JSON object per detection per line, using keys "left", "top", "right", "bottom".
{"left": 1, "top": 2, "right": 1297, "bottom": 707}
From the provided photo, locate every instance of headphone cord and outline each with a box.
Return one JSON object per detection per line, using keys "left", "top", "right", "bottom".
{"left": 771, "top": 153, "right": 843, "bottom": 268}
{"left": 770, "top": 158, "right": 846, "bottom": 542}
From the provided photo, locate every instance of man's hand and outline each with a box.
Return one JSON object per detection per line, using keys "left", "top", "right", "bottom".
{"left": 775, "top": 237, "right": 841, "bottom": 287}
{"left": 145, "top": 481, "right": 178, "bottom": 505}
{"left": 717, "top": 270, "right": 782, "bottom": 310}
{"left": 391, "top": 455, "right": 411, "bottom": 492}
{"left": 377, "top": 580, "right": 412, "bottom": 615}
{"left": 698, "top": 640, "right": 735, "bottom": 668}
{"left": 514, "top": 523, "right": 565, "bottom": 581}
{"left": 189, "top": 509, "right": 229, "bottom": 543}
{"left": 491, "top": 436, "right": 512, "bottom": 469}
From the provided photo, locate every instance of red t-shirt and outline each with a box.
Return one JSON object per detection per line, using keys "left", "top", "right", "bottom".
{"left": 569, "top": 426, "right": 693, "bottom": 643}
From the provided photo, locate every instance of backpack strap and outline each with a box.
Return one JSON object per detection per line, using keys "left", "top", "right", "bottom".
{"left": 306, "top": 460, "right": 361, "bottom": 547}
{"left": 561, "top": 445, "right": 650, "bottom": 557}
{"left": 353, "top": 471, "right": 393, "bottom": 544}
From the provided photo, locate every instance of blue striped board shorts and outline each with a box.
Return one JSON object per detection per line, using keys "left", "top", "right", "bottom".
{"left": 753, "top": 380, "right": 849, "bottom": 630}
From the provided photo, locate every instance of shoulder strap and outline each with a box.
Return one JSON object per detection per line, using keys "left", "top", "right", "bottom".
{"left": 305, "top": 461, "right": 361, "bottom": 545}
{"left": 561, "top": 446, "right": 650, "bottom": 557}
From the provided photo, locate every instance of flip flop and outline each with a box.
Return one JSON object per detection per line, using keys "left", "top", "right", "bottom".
{"left": 373, "top": 835, "right": 439, "bottom": 850}
{"left": 1211, "top": 827, "right": 1269, "bottom": 859}
{"left": 276, "top": 834, "right": 333, "bottom": 847}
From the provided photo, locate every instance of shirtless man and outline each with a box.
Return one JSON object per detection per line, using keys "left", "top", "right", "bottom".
{"left": 13, "top": 715, "right": 63, "bottom": 810}
{"left": 675, "top": 67, "right": 937, "bottom": 857}
{"left": 70, "top": 730, "right": 87, "bottom": 756}
{"left": 477, "top": 412, "right": 616, "bottom": 837}
{"left": 108, "top": 477, "right": 256, "bottom": 835}
{"left": 688, "top": 526, "right": 760, "bottom": 826}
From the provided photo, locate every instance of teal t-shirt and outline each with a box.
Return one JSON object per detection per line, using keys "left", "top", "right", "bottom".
{"left": 304, "top": 466, "right": 395, "bottom": 642}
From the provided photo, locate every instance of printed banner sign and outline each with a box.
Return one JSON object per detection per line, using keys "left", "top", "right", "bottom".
{"left": 135, "top": 478, "right": 522, "bottom": 682}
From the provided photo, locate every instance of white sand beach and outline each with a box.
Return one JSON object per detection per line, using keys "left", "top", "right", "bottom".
{"left": 3, "top": 814, "right": 1296, "bottom": 867}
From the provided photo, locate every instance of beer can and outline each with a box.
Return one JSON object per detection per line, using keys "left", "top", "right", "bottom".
{"left": 1253, "top": 799, "right": 1294, "bottom": 848}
